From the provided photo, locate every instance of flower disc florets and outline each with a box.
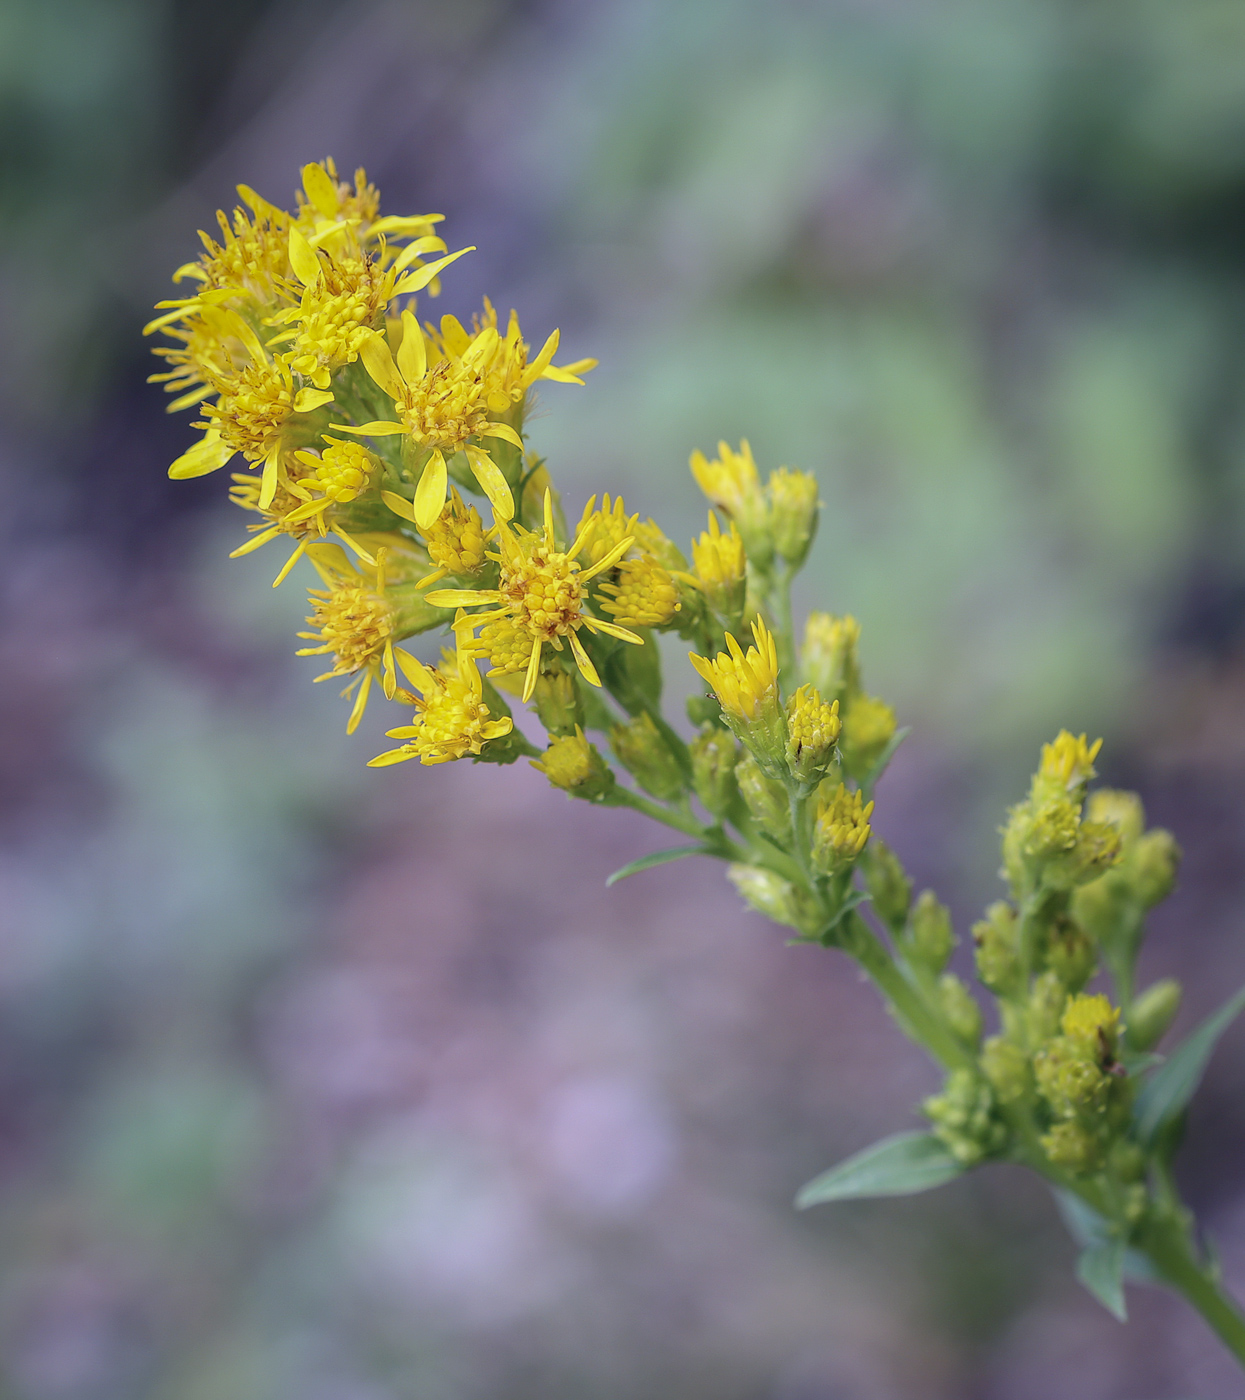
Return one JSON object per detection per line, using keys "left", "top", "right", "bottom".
{"left": 369, "top": 648, "right": 512, "bottom": 768}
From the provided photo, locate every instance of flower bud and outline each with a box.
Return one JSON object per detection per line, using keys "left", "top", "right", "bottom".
{"left": 691, "top": 727, "right": 739, "bottom": 820}
{"left": 532, "top": 728, "right": 614, "bottom": 801}
{"left": 838, "top": 693, "right": 897, "bottom": 782}
{"left": 1132, "top": 828, "right": 1180, "bottom": 907}
{"left": 923, "top": 1069, "right": 1006, "bottom": 1165}
{"left": 863, "top": 839, "right": 911, "bottom": 931}
{"left": 1084, "top": 788, "right": 1146, "bottom": 846}
{"left": 736, "top": 752, "right": 789, "bottom": 839}
{"left": 689, "top": 440, "right": 773, "bottom": 569}
{"left": 1128, "top": 978, "right": 1182, "bottom": 1052}
{"left": 972, "top": 900, "right": 1022, "bottom": 997}
{"left": 689, "top": 513, "right": 747, "bottom": 622}
{"left": 531, "top": 668, "right": 583, "bottom": 736}
{"left": 785, "top": 685, "right": 840, "bottom": 786}
{"left": 800, "top": 612, "right": 860, "bottom": 706}
{"left": 1041, "top": 1120, "right": 1101, "bottom": 1174}
{"left": 1042, "top": 913, "right": 1096, "bottom": 992}
{"left": 689, "top": 619, "right": 786, "bottom": 768}
{"left": 728, "top": 864, "right": 820, "bottom": 934}
{"left": 766, "top": 466, "right": 819, "bottom": 567}
{"left": 609, "top": 712, "right": 684, "bottom": 802}
{"left": 811, "top": 783, "right": 873, "bottom": 874}
{"left": 981, "top": 1036, "right": 1030, "bottom": 1104}
{"left": 939, "top": 973, "right": 983, "bottom": 1048}
{"left": 909, "top": 890, "right": 955, "bottom": 974}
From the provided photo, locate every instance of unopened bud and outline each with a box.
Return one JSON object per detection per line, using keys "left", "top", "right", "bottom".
{"left": 811, "top": 783, "right": 873, "bottom": 874}
{"left": 1128, "top": 978, "right": 1182, "bottom": 1052}
{"left": 981, "top": 1036, "right": 1030, "bottom": 1104}
{"left": 972, "top": 900, "right": 1021, "bottom": 997}
{"left": 909, "top": 890, "right": 955, "bottom": 974}
{"left": 691, "top": 727, "right": 739, "bottom": 819}
{"left": 689, "top": 513, "right": 747, "bottom": 622}
{"left": 610, "top": 712, "right": 684, "bottom": 802}
{"left": 531, "top": 668, "right": 583, "bottom": 736}
{"left": 800, "top": 612, "right": 860, "bottom": 706}
{"left": 838, "top": 693, "right": 897, "bottom": 782}
{"left": 728, "top": 864, "right": 820, "bottom": 934}
{"left": 1043, "top": 913, "right": 1096, "bottom": 992}
{"left": 532, "top": 728, "right": 614, "bottom": 801}
{"left": 1084, "top": 789, "right": 1145, "bottom": 846}
{"left": 939, "top": 973, "right": 983, "bottom": 1047}
{"left": 767, "top": 467, "right": 819, "bottom": 567}
{"left": 736, "top": 752, "right": 789, "bottom": 839}
{"left": 1132, "top": 829, "right": 1180, "bottom": 907}
{"left": 863, "top": 839, "right": 911, "bottom": 931}
{"left": 923, "top": 1069, "right": 1006, "bottom": 1165}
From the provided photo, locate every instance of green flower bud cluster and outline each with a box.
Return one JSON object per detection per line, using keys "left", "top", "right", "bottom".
{"left": 610, "top": 712, "right": 684, "bottom": 802}
{"left": 924, "top": 1068, "right": 1007, "bottom": 1165}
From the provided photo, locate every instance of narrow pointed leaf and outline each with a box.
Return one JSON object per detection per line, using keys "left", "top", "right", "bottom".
{"left": 606, "top": 845, "right": 705, "bottom": 887}
{"left": 1133, "top": 983, "right": 1245, "bottom": 1144}
{"left": 795, "top": 1131, "right": 964, "bottom": 1209}
{"left": 1076, "top": 1239, "right": 1127, "bottom": 1321}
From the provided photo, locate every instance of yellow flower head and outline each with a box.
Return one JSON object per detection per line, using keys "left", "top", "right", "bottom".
{"left": 690, "top": 439, "right": 762, "bottom": 518}
{"left": 369, "top": 646, "right": 512, "bottom": 767}
{"left": 597, "top": 556, "right": 681, "bottom": 628}
{"left": 344, "top": 302, "right": 595, "bottom": 530}
{"left": 812, "top": 782, "right": 874, "bottom": 873}
{"left": 295, "top": 545, "right": 424, "bottom": 732}
{"left": 689, "top": 513, "right": 747, "bottom": 618}
{"left": 576, "top": 494, "right": 639, "bottom": 569}
{"left": 690, "top": 618, "right": 781, "bottom": 725}
{"left": 1033, "top": 731, "right": 1102, "bottom": 803}
{"left": 532, "top": 727, "right": 615, "bottom": 799}
{"left": 1060, "top": 993, "right": 1122, "bottom": 1056}
{"left": 426, "top": 491, "right": 642, "bottom": 702}
{"left": 786, "top": 684, "right": 841, "bottom": 784}
{"left": 801, "top": 612, "right": 861, "bottom": 704}
{"left": 416, "top": 487, "right": 493, "bottom": 588}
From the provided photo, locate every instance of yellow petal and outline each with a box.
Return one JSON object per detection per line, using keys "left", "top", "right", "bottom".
{"left": 395, "top": 648, "right": 436, "bottom": 693}
{"left": 392, "top": 245, "right": 475, "bottom": 291}
{"left": 414, "top": 449, "right": 448, "bottom": 530}
{"left": 367, "top": 747, "right": 415, "bottom": 768}
{"left": 271, "top": 540, "right": 308, "bottom": 587}
{"left": 169, "top": 431, "right": 235, "bottom": 479}
{"left": 337, "top": 420, "right": 406, "bottom": 437}
{"left": 478, "top": 421, "right": 523, "bottom": 450}
{"left": 463, "top": 445, "right": 514, "bottom": 521}
{"left": 293, "top": 386, "right": 334, "bottom": 413}
{"left": 522, "top": 639, "right": 544, "bottom": 703}
{"left": 381, "top": 490, "right": 418, "bottom": 523}
{"left": 228, "top": 527, "right": 280, "bottom": 558}
{"left": 346, "top": 671, "right": 373, "bottom": 735}
{"left": 302, "top": 162, "right": 340, "bottom": 218}
{"left": 396, "top": 309, "right": 427, "bottom": 384}
{"left": 288, "top": 224, "right": 322, "bottom": 286}
{"left": 358, "top": 331, "right": 406, "bottom": 400}
{"left": 569, "top": 629, "right": 601, "bottom": 688}
{"left": 258, "top": 447, "right": 281, "bottom": 510}
{"left": 423, "top": 588, "right": 499, "bottom": 607}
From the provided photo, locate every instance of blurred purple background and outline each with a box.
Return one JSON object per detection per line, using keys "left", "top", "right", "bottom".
{"left": 3, "top": 2, "right": 1245, "bottom": 1396}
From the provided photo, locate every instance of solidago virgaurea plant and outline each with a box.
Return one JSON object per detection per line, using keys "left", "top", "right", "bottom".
{"left": 149, "top": 159, "right": 1245, "bottom": 1367}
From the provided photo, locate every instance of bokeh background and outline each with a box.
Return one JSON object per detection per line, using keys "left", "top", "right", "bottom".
{"left": 3, "top": 1, "right": 1245, "bottom": 1396}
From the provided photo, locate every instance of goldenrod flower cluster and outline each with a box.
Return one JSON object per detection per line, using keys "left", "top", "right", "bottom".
{"left": 152, "top": 163, "right": 1236, "bottom": 1359}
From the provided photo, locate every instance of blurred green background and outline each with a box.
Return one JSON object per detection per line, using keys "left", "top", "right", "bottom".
{"left": 2, "top": 1, "right": 1245, "bottom": 1396}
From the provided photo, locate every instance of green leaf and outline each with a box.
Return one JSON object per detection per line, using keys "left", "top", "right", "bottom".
{"left": 861, "top": 726, "right": 912, "bottom": 795}
{"left": 1076, "top": 1238, "right": 1127, "bottom": 1321}
{"left": 795, "top": 1131, "right": 965, "bottom": 1208}
{"left": 1054, "top": 1190, "right": 1157, "bottom": 1285}
{"left": 606, "top": 845, "right": 705, "bottom": 886}
{"left": 1133, "top": 983, "right": 1245, "bottom": 1144}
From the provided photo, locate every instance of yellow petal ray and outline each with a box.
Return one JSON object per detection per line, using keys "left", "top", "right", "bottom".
{"left": 382, "top": 640, "right": 397, "bottom": 699}
{"left": 271, "top": 540, "right": 308, "bottom": 587}
{"left": 392, "top": 246, "right": 475, "bottom": 295}
{"left": 414, "top": 449, "right": 448, "bottom": 530}
{"left": 568, "top": 629, "right": 601, "bottom": 688}
{"left": 423, "top": 588, "right": 500, "bottom": 608}
{"left": 358, "top": 331, "right": 406, "bottom": 400}
{"left": 332, "top": 527, "right": 376, "bottom": 566}
{"left": 463, "top": 445, "right": 514, "bottom": 521}
{"left": 540, "top": 365, "right": 590, "bottom": 384}
{"left": 380, "top": 490, "right": 418, "bottom": 523}
{"left": 258, "top": 447, "right": 281, "bottom": 510}
{"left": 169, "top": 432, "right": 234, "bottom": 479}
{"left": 292, "top": 387, "right": 334, "bottom": 413}
{"left": 287, "top": 225, "right": 322, "bottom": 286}
{"left": 396, "top": 309, "right": 427, "bottom": 383}
{"left": 395, "top": 649, "right": 435, "bottom": 692}
{"left": 302, "top": 162, "right": 340, "bottom": 217}
{"left": 478, "top": 421, "right": 523, "bottom": 450}
{"left": 525, "top": 328, "right": 560, "bottom": 383}
{"left": 543, "top": 488, "right": 556, "bottom": 540}
{"left": 367, "top": 747, "right": 414, "bottom": 768}
{"left": 579, "top": 535, "right": 635, "bottom": 582}
{"left": 337, "top": 421, "right": 406, "bottom": 437}
{"left": 345, "top": 671, "right": 373, "bottom": 734}
{"left": 306, "top": 219, "right": 350, "bottom": 247}
{"left": 585, "top": 617, "right": 643, "bottom": 645}
{"left": 522, "top": 639, "right": 544, "bottom": 703}
{"left": 229, "top": 527, "right": 281, "bottom": 559}
{"left": 389, "top": 235, "right": 449, "bottom": 272}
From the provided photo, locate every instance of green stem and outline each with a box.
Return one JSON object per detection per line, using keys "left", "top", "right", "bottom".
{"left": 1139, "top": 1215, "right": 1245, "bottom": 1370}
{"left": 608, "top": 786, "right": 712, "bottom": 840}
{"left": 841, "top": 912, "right": 973, "bottom": 1071}
{"left": 771, "top": 563, "right": 796, "bottom": 679}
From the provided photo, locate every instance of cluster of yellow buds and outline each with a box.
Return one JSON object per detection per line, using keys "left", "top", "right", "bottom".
{"left": 152, "top": 163, "right": 1245, "bottom": 1364}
